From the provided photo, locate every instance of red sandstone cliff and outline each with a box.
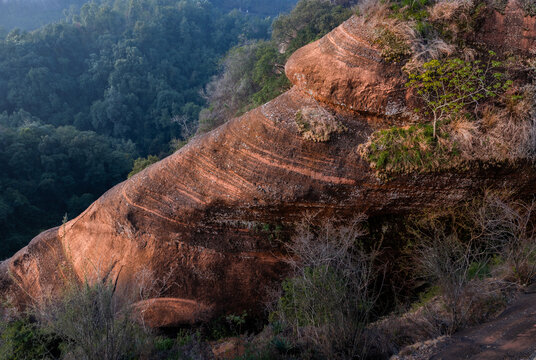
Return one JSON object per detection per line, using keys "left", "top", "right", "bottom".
{"left": 1, "top": 1, "right": 536, "bottom": 327}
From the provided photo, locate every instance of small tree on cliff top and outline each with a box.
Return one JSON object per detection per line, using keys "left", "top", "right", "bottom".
{"left": 407, "top": 52, "right": 512, "bottom": 138}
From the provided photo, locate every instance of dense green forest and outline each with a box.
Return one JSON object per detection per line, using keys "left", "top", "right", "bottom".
{"left": 0, "top": 111, "right": 135, "bottom": 256}
{"left": 0, "top": 0, "right": 287, "bottom": 259}
{"left": 0, "top": 0, "right": 297, "bottom": 31}
{"left": 0, "top": 0, "right": 88, "bottom": 31}
{"left": 0, "top": 0, "right": 354, "bottom": 259}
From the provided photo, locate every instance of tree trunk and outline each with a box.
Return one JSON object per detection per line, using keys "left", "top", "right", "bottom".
{"left": 433, "top": 113, "right": 437, "bottom": 139}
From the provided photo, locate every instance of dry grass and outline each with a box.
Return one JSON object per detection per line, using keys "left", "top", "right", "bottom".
{"left": 404, "top": 37, "right": 456, "bottom": 73}
{"left": 356, "top": 0, "right": 416, "bottom": 62}
{"left": 295, "top": 107, "right": 347, "bottom": 142}
{"left": 429, "top": 0, "right": 474, "bottom": 23}
{"left": 448, "top": 85, "right": 536, "bottom": 162}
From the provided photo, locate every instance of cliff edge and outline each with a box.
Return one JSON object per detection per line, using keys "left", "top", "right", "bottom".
{"left": 1, "top": 1, "right": 536, "bottom": 327}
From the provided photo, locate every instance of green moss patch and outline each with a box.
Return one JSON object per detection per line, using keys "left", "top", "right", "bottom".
{"left": 361, "top": 124, "right": 460, "bottom": 176}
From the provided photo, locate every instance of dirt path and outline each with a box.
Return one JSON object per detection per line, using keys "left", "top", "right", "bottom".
{"left": 429, "top": 291, "right": 536, "bottom": 359}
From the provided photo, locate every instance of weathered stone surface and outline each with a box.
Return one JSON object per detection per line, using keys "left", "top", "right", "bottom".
{"left": 476, "top": 0, "right": 536, "bottom": 55}
{"left": 1, "top": 9, "right": 536, "bottom": 327}
{"left": 285, "top": 15, "right": 411, "bottom": 119}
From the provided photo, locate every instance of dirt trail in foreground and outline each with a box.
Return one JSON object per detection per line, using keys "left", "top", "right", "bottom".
{"left": 430, "top": 292, "right": 536, "bottom": 359}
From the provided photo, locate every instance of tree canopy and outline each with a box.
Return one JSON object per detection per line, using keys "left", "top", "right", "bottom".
{"left": 199, "top": 0, "right": 354, "bottom": 132}
{"left": 0, "top": 0, "right": 294, "bottom": 259}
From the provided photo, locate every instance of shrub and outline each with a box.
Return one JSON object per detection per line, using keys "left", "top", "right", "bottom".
{"left": 0, "top": 317, "right": 60, "bottom": 360}
{"left": 473, "top": 194, "right": 536, "bottom": 285}
{"left": 128, "top": 155, "right": 159, "bottom": 178}
{"left": 294, "top": 108, "right": 347, "bottom": 142}
{"left": 205, "top": 311, "right": 249, "bottom": 340}
{"left": 154, "top": 336, "right": 174, "bottom": 351}
{"left": 37, "top": 280, "right": 152, "bottom": 360}
{"left": 412, "top": 229, "right": 490, "bottom": 333}
{"left": 408, "top": 193, "right": 536, "bottom": 333}
{"left": 406, "top": 54, "right": 512, "bottom": 138}
{"left": 152, "top": 330, "right": 213, "bottom": 360}
{"left": 272, "top": 216, "right": 383, "bottom": 359}
{"left": 373, "top": 27, "right": 412, "bottom": 63}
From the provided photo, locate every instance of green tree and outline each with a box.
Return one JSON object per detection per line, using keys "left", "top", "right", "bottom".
{"left": 128, "top": 155, "right": 159, "bottom": 178}
{"left": 200, "top": 0, "right": 353, "bottom": 133}
{"left": 407, "top": 53, "right": 513, "bottom": 138}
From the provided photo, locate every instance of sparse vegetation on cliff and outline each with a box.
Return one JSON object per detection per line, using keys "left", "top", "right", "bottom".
{"left": 361, "top": 123, "right": 458, "bottom": 175}
{"left": 407, "top": 55, "right": 512, "bottom": 138}
{"left": 358, "top": 0, "right": 536, "bottom": 178}
{"left": 295, "top": 108, "right": 347, "bottom": 142}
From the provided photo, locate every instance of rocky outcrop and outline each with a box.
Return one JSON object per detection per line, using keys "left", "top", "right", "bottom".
{"left": 1, "top": 7, "right": 536, "bottom": 327}
{"left": 285, "top": 16, "right": 410, "bottom": 118}
{"left": 476, "top": 0, "right": 536, "bottom": 55}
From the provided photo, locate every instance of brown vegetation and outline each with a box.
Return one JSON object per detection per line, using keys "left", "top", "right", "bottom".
{"left": 369, "top": 193, "right": 536, "bottom": 356}
{"left": 294, "top": 107, "right": 347, "bottom": 142}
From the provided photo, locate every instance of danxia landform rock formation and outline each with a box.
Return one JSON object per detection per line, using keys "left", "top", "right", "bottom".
{"left": 1, "top": 0, "right": 536, "bottom": 327}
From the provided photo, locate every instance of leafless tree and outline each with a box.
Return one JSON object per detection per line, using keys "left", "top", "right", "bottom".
{"left": 273, "top": 215, "right": 384, "bottom": 359}
{"left": 473, "top": 194, "right": 536, "bottom": 285}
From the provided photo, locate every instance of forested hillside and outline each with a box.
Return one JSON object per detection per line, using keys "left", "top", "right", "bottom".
{"left": 213, "top": 0, "right": 297, "bottom": 15}
{"left": 0, "top": 0, "right": 88, "bottom": 31}
{"left": 0, "top": 0, "right": 298, "bottom": 31}
{"left": 0, "top": 0, "right": 354, "bottom": 260}
{"left": 0, "top": 0, "right": 275, "bottom": 259}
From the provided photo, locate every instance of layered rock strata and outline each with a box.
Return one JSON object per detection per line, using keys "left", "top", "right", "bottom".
{"left": 1, "top": 5, "right": 536, "bottom": 327}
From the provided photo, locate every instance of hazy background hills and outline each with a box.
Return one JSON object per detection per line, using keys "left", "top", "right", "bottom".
{"left": 0, "top": 0, "right": 298, "bottom": 30}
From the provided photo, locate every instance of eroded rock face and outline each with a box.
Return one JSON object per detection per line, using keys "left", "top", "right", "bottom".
{"left": 476, "top": 0, "right": 536, "bottom": 55}
{"left": 1, "top": 9, "right": 536, "bottom": 327}
{"left": 285, "top": 16, "right": 410, "bottom": 119}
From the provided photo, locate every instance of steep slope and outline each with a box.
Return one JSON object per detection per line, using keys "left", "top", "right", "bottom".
{"left": 395, "top": 291, "right": 536, "bottom": 359}
{"left": 2, "top": 4, "right": 536, "bottom": 327}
